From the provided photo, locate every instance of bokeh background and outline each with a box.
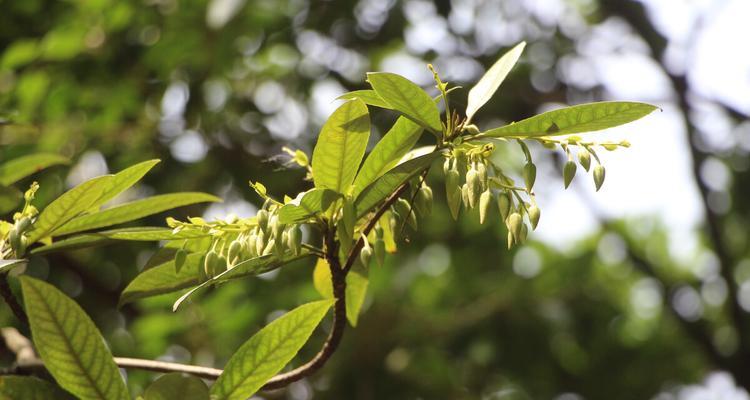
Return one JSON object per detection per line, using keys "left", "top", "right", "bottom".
{"left": 2, "top": 0, "right": 750, "bottom": 398}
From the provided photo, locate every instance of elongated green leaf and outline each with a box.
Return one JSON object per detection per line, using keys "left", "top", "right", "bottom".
{"left": 211, "top": 299, "right": 335, "bottom": 400}
{"left": 26, "top": 175, "right": 115, "bottom": 243}
{"left": 311, "top": 99, "right": 370, "bottom": 193}
{"left": 30, "top": 227, "right": 208, "bottom": 255}
{"left": 0, "top": 153, "right": 69, "bottom": 186}
{"left": 143, "top": 373, "right": 209, "bottom": 400}
{"left": 52, "top": 192, "right": 220, "bottom": 236}
{"left": 0, "top": 376, "right": 75, "bottom": 400}
{"left": 466, "top": 41, "right": 525, "bottom": 123}
{"left": 93, "top": 159, "right": 160, "bottom": 208}
{"left": 0, "top": 185, "right": 22, "bottom": 214}
{"left": 367, "top": 72, "right": 442, "bottom": 133}
{"left": 313, "top": 259, "right": 368, "bottom": 327}
{"left": 119, "top": 252, "right": 203, "bottom": 306}
{"left": 352, "top": 116, "right": 423, "bottom": 197}
{"left": 278, "top": 188, "right": 339, "bottom": 224}
{"left": 355, "top": 152, "right": 440, "bottom": 218}
{"left": 173, "top": 253, "right": 313, "bottom": 311}
{"left": 20, "top": 277, "right": 129, "bottom": 400}
{"left": 337, "top": 90, "right": 392, "bottom": 109}
{"left": 481, "top": 101, "right": 658, "bottom": 138}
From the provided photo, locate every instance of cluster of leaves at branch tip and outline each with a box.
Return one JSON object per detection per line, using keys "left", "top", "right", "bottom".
{"left": 0, "top": 40, "right": 659, "bottom": 400}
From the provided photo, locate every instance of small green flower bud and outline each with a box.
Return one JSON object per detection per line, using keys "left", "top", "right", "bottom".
{"left": 415, "top": 185, "right": 433, "bottom": 216}
{"left": 519, "top": 223, "right": 528, "bottom": 244}
{"left": 395, "top": 198, "right": 417, "bottom": 230}
{"left": 528, "top": 206, "right": 540, "bottom": 230}
{"left": 466, "top": 167, "right": 481, "bottom": 208}
{"left": 476, "top": 162, "right": 488, "bottom": 190}
{"left": 523, "top": 163, "right": 536, "bottom": 191}
{"left": 445, "top": 168, "right": 461, "bottom": 219}
{"left": 255, "top": 231, "right": 266, "bottom": 255}
{"left": 360, "top": 246, "right": 372, "bottom": 267}
{"left": 464, "top": 124, "right": 480, "bottom": 135}
{"left": 262, "top": 238, "right": 276, "bottom": 256}
{"left": 374, "top": 239, "right": 385, "bottom": 266}
{"left": 602, "top": 143, "right": 618, "bottom": 151}
{"left": 507, "top": 231, "right": 515, "bottom": 249}
{"left": 227, "top": 240, "right": 242, "bottom": 264}
{"left": 563, "top": 160, "right": 577, "bottom": 189}
{"left": 204, "top": 251, "right": 219, "bottom": 277}
{"left": 198, "top": 255, "right": 207, "bottom": 281}
{"left": 593, "top": 164, "right": 606, "bottom": 191}
{"left": 443, "top": 157, "right": 452, "bottom": 175}
{"left": 215, "top": 255, "right": 228, "bottom": 275}
{"left": 497, "top": 192, "right": 511, "bottom": 221}
{"left": 578, "top": 150, "right": 591, "bottom": 171}
{"left": 508, "top": 212, "right": 523, "bottom": 242}
{"left": 15, "top": 217, "right": 31, "bottom": 233}
{"left": 175, "top": 249, "right": 187, "bottom": 273}
{"left": 257, "top": 210, "right": 269, "bottom": 232}
{"left": 9, "top": 228, "right": 22, "bottom": 254}
{"left": 288, "top": 225, "right": 302, "bottom": 255}
{"left": 479, "top": 189, "right": 492, "bottom": 224}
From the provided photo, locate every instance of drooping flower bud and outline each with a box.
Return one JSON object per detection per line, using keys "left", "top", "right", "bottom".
{"left": 563, "top": 160, "right": 577, "bottom": 189}
{"left": 395, "top": 198, "right": 417, "bottom": 230}
{"left": 446, "top": 169, "right": 461, "bottom": 220}
{"left": 593, "top": 164, "right": 606, "bottom": 191}
{"left": 415, "top": 185, "right": 433, "bottom": 216}
{"left": 578, "top": 150, "right": 591, "bottom": 171}
{"left": 497, "top": 191, "right": 511, "bottom": 221}
{"left": 288, "top": 225, "right": 302, "bottom": 255}
{"left": 204, "top": 250, "right": 219, "bottom": 278}
{"left": 523, "top": 163, "right": 536, "bottom": 192}
{"left": 476, "top": 162, "right": 488, "bottom": 191}
{"left": 255, "top": 231, "right": 266, "bottom": 255}
{"left": 508, "top": 212, "right": 523, "bottom": 242}
{"left": 528, "top": 206, "right": 540, "bottom": 230}
{"left": 374, "top": 239, "right": 385, "bottom": 266}
{"left": 466, "top": 167, "right": 481, "bottom": 208}
{"left": 227, "top": 240, "right": 242, "bottom": 264}
{"left": 479, "top": 189, "right": 492, "bottom": 224}
{"left": 257, "top": 209, "right": 269, "bottom": 233}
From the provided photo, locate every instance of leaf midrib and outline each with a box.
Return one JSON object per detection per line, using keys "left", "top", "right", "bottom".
{"left": 29, "top": 282, "right": 110, "bottom": 400}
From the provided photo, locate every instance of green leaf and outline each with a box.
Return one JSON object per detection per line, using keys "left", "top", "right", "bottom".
{"left": 30, "top": 227, "right": 207, "bottom": 255}
{"left": 20, "top": 277, "right": 129, "bottom": 400}
{"left": 366, "top": 72, "right": 442, "bottom": 133}
{"left": 337, "top": 90, "right": 392, "bottom": 109}
{"left": 172, "top": 253, "right": 314, "bottom": 311}
{"left": 481, "top": 101, "right": 659, "bottom": 138}
{"left": 51, "top": 192, "right": 220, "bottom": 236}
{"left": 210, "top": 299, "right": 335, "bottom": 400}
{"left": 143, "top": 373, "right": 209, "bottom": 400}
{"left": 0, "top": 153, "right": 69, "bottom": 186}
{"left": 93, "top": 159, "right": 160, "bottom": 208}
{"left": 352, "top": 116, "right": 423, "bottom": 197}
{"left": 466, "top": 41, "right": 526, "bottom": 123}
{"left": 311, "top": 99, "right": 370, "bottom": 193}
{"left": 278, "top": 188, "right": 340, "bottom": 224}
{"left": 0, "top": 376, "right": 75, "bottom": 400}
{"left": 0, "top": 185, "right": 22, "bottom": 214}
{"left": 355, "top": 152, "right": 440, "bottom": 218}
{"left": 313, "top": 259, "right": 368, "bottom": 327}
{"left": 119, "top": 252, "right": 204, "bottom": 306}
{"left": 26, "top": 175, "right": 115, "bottom": 243}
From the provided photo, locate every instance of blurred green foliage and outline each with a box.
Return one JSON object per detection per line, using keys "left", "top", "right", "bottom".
{"left": 2, "top": 0, "right": 749, "bottom": 399}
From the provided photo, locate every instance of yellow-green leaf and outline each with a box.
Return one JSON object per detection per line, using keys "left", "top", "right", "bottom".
{"left": 366, "top": 72, "right": 442, "bottom": 133}
{"left": 93, "top": 159, "right": 161, "bottom": 208}
{"left": 0, "top": 153, "right": 69, "bottom": 186}
{"left": 20, "top": 277, "right": 129, "bottom": 400}
{"left": 466, "top": 41, "right": 525, "bottom": 123}
{"left": 30, "top": 227, "right": 208, "bottom": 255}
{"left": 51, "top": 192, "right": 220, "bottom": 236}
{"left": 313, "top": 259, "right": 369, "bottom": 327}
{"left": 311, "top": 99, "right": 370, "bottom": 193}
{"left": 352, "top": 116, "right": 423, "bottom": 197}
{"left": 211, "top": 299, "right": 335, "bottom": 400}
{"left": 278, "top": 188, "right": 340, "bottom": 224}
{"left": 337, "top": 90, "right": 392, "bottom": 109}
{"left": 143, "top": 373, "right": 209, "bottom": 400}
{"left": 481, "top": 101, "right": 658, "bottom": 138}
{"left": 26, "top": 175, "right": 115, "bottom": 243}
{"left": 119, "top": 252, "right": 204, "bottom": 306}
{"left": 0, "top": 376, "right": 75, "bottom": 400}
